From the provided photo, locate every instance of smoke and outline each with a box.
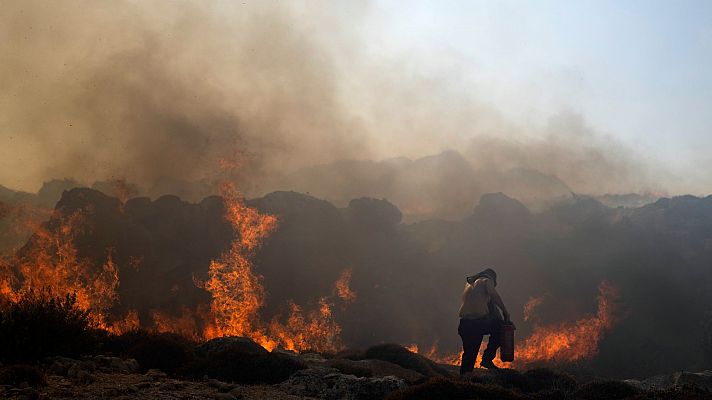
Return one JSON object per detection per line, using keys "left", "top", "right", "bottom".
{"left": 0, "top": 0, "right": 661, "bottom": 200}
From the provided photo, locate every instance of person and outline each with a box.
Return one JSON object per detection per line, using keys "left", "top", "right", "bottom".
{"left": 457, "top": 268, "right": 510, "bottom": 373}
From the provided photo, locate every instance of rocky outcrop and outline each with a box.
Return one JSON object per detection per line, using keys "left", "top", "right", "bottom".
{"left": 280, "top": 367, "right": 406, "bottom": 400}
{"left": 625, "top": 370, "right": 712, "bottom": 392}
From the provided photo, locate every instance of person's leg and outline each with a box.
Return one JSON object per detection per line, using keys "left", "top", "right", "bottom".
{"left": 458, "top": 319, "right": 483, "bottom": 375}
{"left": 481, "top": 321, "right": 502, "bottom": 366}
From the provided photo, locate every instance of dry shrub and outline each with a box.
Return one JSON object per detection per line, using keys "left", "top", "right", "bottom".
{"left": 0, "top": 290, "right": 101, "bottom": 363}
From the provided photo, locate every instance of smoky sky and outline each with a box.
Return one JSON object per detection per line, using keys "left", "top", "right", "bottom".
{"left": 0, "top": 0, "right": 667, "bottom": 198}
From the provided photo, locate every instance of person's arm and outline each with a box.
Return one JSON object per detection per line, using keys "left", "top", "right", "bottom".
{"left": 486, "top": 279, "right": 510, "bottom": 322}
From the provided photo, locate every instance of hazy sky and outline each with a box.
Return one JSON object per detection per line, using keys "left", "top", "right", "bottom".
{"left": 1, "top": 0, "right": 711, "bottom": 195}
{"left": 365, "top": 0, "right": 712, "bottom": 192}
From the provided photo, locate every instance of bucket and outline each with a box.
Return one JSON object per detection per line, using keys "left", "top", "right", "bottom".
{"left": 500, "top": 323, "right": 516, "bottom": 362}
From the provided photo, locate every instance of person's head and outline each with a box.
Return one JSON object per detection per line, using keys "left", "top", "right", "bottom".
{"left": 466, "top": 268, "right": 498, "bottom": 286}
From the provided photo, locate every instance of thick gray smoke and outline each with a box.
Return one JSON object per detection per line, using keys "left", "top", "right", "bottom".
{"left": 0, "top": 1, "right": 662, "bottom": 205}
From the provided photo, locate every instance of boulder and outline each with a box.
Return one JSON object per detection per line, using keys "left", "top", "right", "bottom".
{"left": 195, "top": 337, "right": 269, "bottom": 358}
{"left": 326, "top": 359, "right": 424, "bottom": 384}
{"left": 674, "top": 370, "right": 712, "bottom": 391}
{"left": 280, "top": 367, "right": 406, "bottom": 400}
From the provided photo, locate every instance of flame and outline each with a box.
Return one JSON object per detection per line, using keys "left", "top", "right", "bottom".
{"left": 106, "top": 309, "right": 141, "bottom": 334}
{"left": 202, "top": 181, "right": 345, "bottom": 352}
{"left": 411, "top": 342, "right": 507, "bottom": 368}
{"left": 518, "top": 281, "right": 618, "bottom": 364}
{"left": 0, "top": 206, "right": 137, "bottom": 332}
{"left": 269, "top": 298, "right": 342, "bottom": 353}
{"left": 523, "top": 295, "right": 545, "bottom": 322}
{"left": 14, "top": 209, "right": 118, "bottom": 326}
{"left": 152, "top": 308, "right": 202, "bottom": 341}
{"left": 202, "top": 182, "right": 277, "bottom": 347}
{"left": 335, "top": 268, "right": 356, "bottom": 304}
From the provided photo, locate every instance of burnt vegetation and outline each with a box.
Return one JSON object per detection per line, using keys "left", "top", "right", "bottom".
{"left": 0, "top": 290, "right": 102, "bottom": 363}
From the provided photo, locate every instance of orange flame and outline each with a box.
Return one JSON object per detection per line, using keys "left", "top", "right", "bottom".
{"left": 269, "top": 298, "right": 342, "bottom": 353}
{"left": 335, "top": 268, "right": 356, "bottom": 305}
{"left": 0, "top": 206, "right": 139, "bottom": 332}
{"left": 202, "top": 182, "right": 277, "bottom": 347}
{"left": 518, "top": 281, "right": 618, "bottom": 364}
{"left": 202, "top": 181, "right": 345, "bottom": 352}
{"left": 152, "top": 308, "right": 202, "bottom": 341}
{"left": 411, "top": 342, "right": 507, "bottom": 368}
{"left": 523, "top": 295, "right": 545, "bottom": 322}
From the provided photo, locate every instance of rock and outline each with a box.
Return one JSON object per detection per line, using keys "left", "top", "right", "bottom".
{"left": 89, "top": 355, "right": 137, "bottom": 373}
{"left": 124, "top": 359, "right": 140, "bottom": 373}
{"left": 45, "top": 357, "right": 77, "bottom": 376}
{"left": 623, "top": 379, "right": 644, "bottom": 390}
{"left": 206, "top": 378, "right": 234, "bottom": 392}
{"left": 228, "top": 387, "right": 245, "bottom": 398}
{"left": 145, "top": 369, "right": 168, "bottom": 380}
{"left": 66, "top": 364, "right": 82, "bottom": 379}
{"left": 136, "top": 382, "right": 152, "bottom": 389}
{"left": 280, "top": 367, "right": 406, "bottom": 400}
{"left": 214, "top": 394, "right": 237, "bottom": 400}
{"left": 636, "top": 373, "right": 676, "bottom": 390}
{"left": 16, "top": 387, "right": 39, "bottom": 400}
{"left": 76, "top": 370, "right": 94, "bottom": 384}
{"left": 328, "top": 358, "right": 425, "bottom": 384}
{"left": 298, "top": 352, "right": 328, "bottom": 365}
{"left": 206, "top": 378, "right": 225, "bottom": 388}
{"left": 80, "top": 360, "right": 97, "bottom": 372}
{"left": 674, "top": 370, "right": 712, "bottom": 391}
{"left": 158, "top": 382, "right": 177, "bottom": 391}
{"left": 195, "top": 337, "right": 269, "bottom": 358}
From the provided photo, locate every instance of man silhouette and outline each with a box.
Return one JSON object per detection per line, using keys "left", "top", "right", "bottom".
{"left": 457, "top": 268, "right": 510, "bottom": 373}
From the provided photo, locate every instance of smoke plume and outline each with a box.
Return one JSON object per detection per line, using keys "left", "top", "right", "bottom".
{"left": 1, "top": 0, "right": 661, "bottom": 203}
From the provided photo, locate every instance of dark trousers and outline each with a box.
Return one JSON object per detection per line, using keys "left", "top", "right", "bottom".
{"left": 458, "top": 317, "right": 502, "bottom": 374}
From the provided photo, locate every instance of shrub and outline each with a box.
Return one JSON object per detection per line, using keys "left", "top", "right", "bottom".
{"left": 126, "top": 331, "right": 195, "bottom": 374}
{"left": 0, "top": 290, "right": 101, "bottom": 363}
{"left": 183, "top": 348, "right": 306, "bottom": 385}
{"left": 385, "top": 377, "right": 525, "bottom": 400}
{"left": 0, "top": 364, "right": 45, "bottom": 387}
{"left": 360, "top": 344, "right": 449, "bottom": 377}
{"left": 573, "top": 380, "right": 640, "bottom": 400}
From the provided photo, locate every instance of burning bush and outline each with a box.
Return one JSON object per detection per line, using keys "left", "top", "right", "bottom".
{"left": 0, "top": 290, "right": 101, "bottom": 363}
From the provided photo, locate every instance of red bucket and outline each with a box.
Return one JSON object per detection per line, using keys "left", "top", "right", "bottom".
{"left": 500, "top": 323, "right": 516, "bottom": 362}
